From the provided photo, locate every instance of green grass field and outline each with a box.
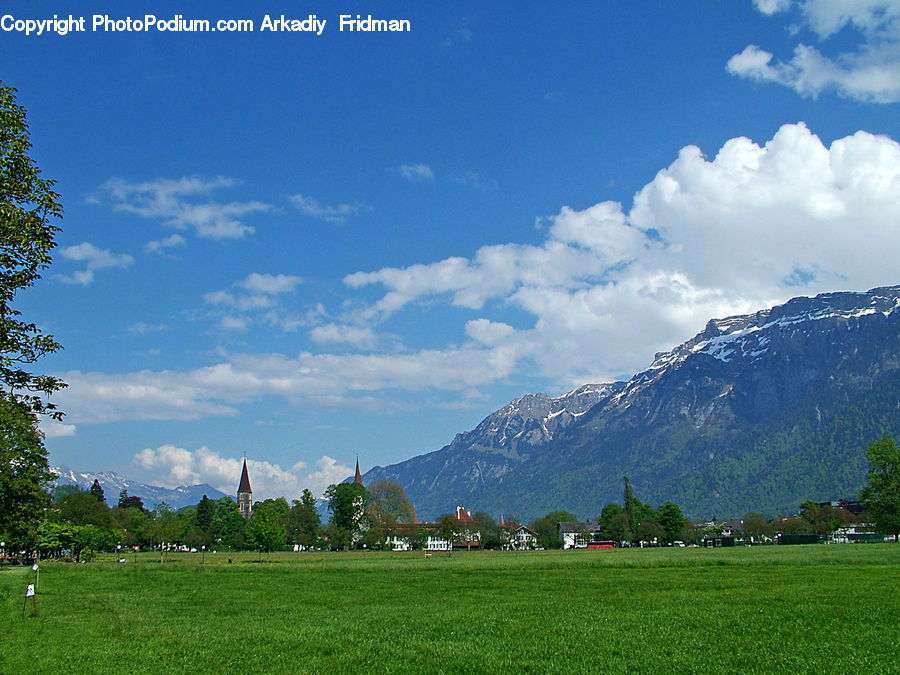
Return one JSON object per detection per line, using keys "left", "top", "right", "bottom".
{"left": 2, "top": 545, "right": 898, "bottom": 673}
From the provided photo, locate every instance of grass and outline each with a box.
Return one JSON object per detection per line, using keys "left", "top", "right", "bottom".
{"left": 1, "top": 545, "right": 898, "bottom": 673}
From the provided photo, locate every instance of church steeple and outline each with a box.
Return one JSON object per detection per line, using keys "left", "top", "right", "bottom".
{"left": 237, "top": 457, "right": 252, "bottom": 519}
{"left": 354, "top": 456, "right": 363, "bottom": 485}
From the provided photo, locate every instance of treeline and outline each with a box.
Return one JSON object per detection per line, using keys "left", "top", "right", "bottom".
{"left": 12, "top": 436, "right": 897, "bottom": 560}
{"left": 29, "top": 481, "right": 324, "bottom": 560}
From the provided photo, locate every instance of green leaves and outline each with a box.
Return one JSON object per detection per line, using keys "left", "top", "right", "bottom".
{"left": 861, "top": 436, "right": 900, "bottom": 540}
{"left": 0, "top": 80, "right": 65, "bottom": 418}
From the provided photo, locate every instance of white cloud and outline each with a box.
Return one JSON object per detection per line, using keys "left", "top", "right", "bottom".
{"left": 145, "top": 234, "right": 186, "bottom": 255}
{"left": 309, "top": 323, "right": 380, "bottom": 349}
{"left": 133, "top": 445, "right": 352, "bottom": 499}
{"left": 730, "top": 0, "right": 900, "bottom": 102}
{"left": 394, "top": 163, "right": 435, "bottom": 182}
{"left": 346, "top": 123, "right": 900, "bottom": 384}
{"left": 203, "top": 273, "right": 304, "bottom": 332}
{"left": 97, "top": 176, "right": 272, "bottom": 239}
{"left": 239, "top": 273, "right": 303, "bottom": 295}
{"left": 289, "top": 194, "right": 369, "bottom": 223}
{"left": 51, "top": 124, "right": 900, "bottom": 418}
{"left": 57, "top": 242, "right": 134, "bottom": 285}
{"left": 54, "top": 344, "right": 516, "bottom": 425}
{"left": 753, "top": 0, "right": 791, "bottom": 14}
{"left": 39, "top": 419, "right": 77, "bottom": 438}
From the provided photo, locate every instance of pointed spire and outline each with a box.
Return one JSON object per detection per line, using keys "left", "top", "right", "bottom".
{"left": 238, "top": 458, "right": 252, "bottom": 494}
{"left": 413, "top": 506, "right": 418, "bottom": 524}
{"left": 354, "top": 456, "right": 363, "bottom": 485}
{"left": 237, "top": 458, "right": 252, "bottom": 519}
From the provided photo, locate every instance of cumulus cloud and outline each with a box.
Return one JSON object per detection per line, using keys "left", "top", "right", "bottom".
{"left": 96, "top": 176, "right": 272, "bottom": 239}
{"left": 729, "top": 0, "right": 900, "bottom": 102}
{"left": 57, "top": 242, "right": 133, "bottom": 285}
{"left": 289, "top": 194, "right": 370, "bottom": 223}
{"left": 133, "top": 445, "right": 352, "bottom": 499}
{"left": 347, "top": 123, "right": 900, "bottom": 383}
{"left": 52, "top": 124, "right": 900, "bottom": 419}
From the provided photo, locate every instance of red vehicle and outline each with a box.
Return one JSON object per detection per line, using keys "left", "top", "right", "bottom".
{"left": 587, "top": 540, "right": 617, "bottom": 549}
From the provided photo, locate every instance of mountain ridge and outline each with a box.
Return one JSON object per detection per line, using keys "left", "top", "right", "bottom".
{"left": 363, "top": 284, "right": 900, "bottom": 522}
{"left": 51, "top": 466, "right": 228, "bottom": 510}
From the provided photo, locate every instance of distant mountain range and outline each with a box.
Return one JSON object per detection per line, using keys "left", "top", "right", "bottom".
{"left": 51, "top": 466, "right": 227, "bottom": 510}
{"left": 363, "top": 285, "right": 900, "bottom": 522}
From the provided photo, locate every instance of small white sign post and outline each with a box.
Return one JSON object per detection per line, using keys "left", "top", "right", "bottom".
{"left": 32, "top": 563, "right": 39, "bottom": 592}
{"left": 23, "top": 583, "right": 36, "bottom": 617}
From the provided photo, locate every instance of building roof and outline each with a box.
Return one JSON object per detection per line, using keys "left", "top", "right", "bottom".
{"left": 454, "top": 506, "right": 476, "bottom": 525}
{"left": 354, "top": 457, "right": 363, "bottom": 485}
{"left": 238, "top": 458, "right": 252, "bottom": 494}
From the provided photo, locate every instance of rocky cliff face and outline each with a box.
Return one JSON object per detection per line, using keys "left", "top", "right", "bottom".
{"left": 365, "top": 285, "right": 900, "bottom": 521}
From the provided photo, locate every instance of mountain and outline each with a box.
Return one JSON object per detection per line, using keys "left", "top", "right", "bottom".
{"left": 51, "top": 466, "right": 228, "bottom": 510}
{"left": 363, "top": 285, "right": 900, "bottom": 522}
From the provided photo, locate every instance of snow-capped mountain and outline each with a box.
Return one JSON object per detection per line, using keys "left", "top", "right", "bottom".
{"left": 364, "top": 285, "right": 900, "bottom": 521}
{"left": 51, "top": 466, "right": 228, "bottom": 510}
{"left": 449, "top": 383, "right": 625, "bottom": 458}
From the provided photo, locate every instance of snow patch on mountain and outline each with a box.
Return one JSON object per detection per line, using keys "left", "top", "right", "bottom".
{"left": 51, "top": 466, "right": 228, "bottom": 510}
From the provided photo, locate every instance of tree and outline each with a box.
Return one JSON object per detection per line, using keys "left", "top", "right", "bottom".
{"left": 366, "top": 478, "right": 414, "bottom": 537}
{"left": 0, "top": 394, "right": 52, "bottom": 548}
{"left": 635, "top": 517, "right": 666, "bottom": 546}
{"left": 0, "top": 81, "right": 66, "bottom": 418}
{"left": 111, "top": 502, "right": 152, "bottom": 547}
{"left": 56, "top": 489, "right": 116, "bottom": 531}
{"left": 117, "top": 489, "right": 147, "bottom": 512}
{"left": 799, "top": 500, "right": 855, "bottom": 536}
{"left": 598, "top": 502, "right": 624, "bottom": 537}
{"left": 606, "top": 512, "right": 633, "bottom": 545}
{"left": 244, "top": 505, "right": 286, "bottom": 555}
{"left": 0, "top": 81, "right": 66, "bottom": 551}
{"left": 471, "top": 512, "right": 502, "bottom": 550}
{"left": 656, "top": 502, "right": 687, "bottom": 544}
{"left": 324, "top": 482, "right": 369, "bottom": 546}
{"left": 210, "top": 497, "right": 244, "bottom": 549}
{"left": 438, "top": 514, "right": 459, "bottom": 556}
{"left": 195, "top": 495, "right": 215, "bottom": 534}
{"left": 860, "top": 436, "right": 900, "bottom": 541}
{"left": 623, "top": 477, "right": 639, "bottom": 536}
{"left": 288, "top": 489, "right": 321, "bottom": 549}
{"left": 89, "top": 479, "right": 105, "bottom": 504}
{"left": 52, "top": 484, "right": 80, "bottom": 500}
{"left": 742, "top": 512, "right": 773, "bottom": 542}
{"left": 322, "top": 522, "right": 351, "bottom": 551}
{"left": 152, "top": 502, "right": 187, "bottom": 550}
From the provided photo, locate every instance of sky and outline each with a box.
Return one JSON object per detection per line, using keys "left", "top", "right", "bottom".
{"left": 4, "top": 0, "right": 900, "bottom": 502}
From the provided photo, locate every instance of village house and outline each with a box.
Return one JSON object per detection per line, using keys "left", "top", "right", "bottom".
{"left": 384, "top": 506, "right": 483, "bottom": 551}
{"left": 558, "top": 521, "right": 603, "bottom": 549}
{"left": 508, "top": 524, "right": 538, "bottom": 550}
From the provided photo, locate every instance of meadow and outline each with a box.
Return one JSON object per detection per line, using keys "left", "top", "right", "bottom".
{"left": 1, "top": 545, "right": 898, "bottom": 673}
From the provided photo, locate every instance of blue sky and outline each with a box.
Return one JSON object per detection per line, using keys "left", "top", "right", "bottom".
{"left": 5, "top": 1, "right": 900, "bottom": 500}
